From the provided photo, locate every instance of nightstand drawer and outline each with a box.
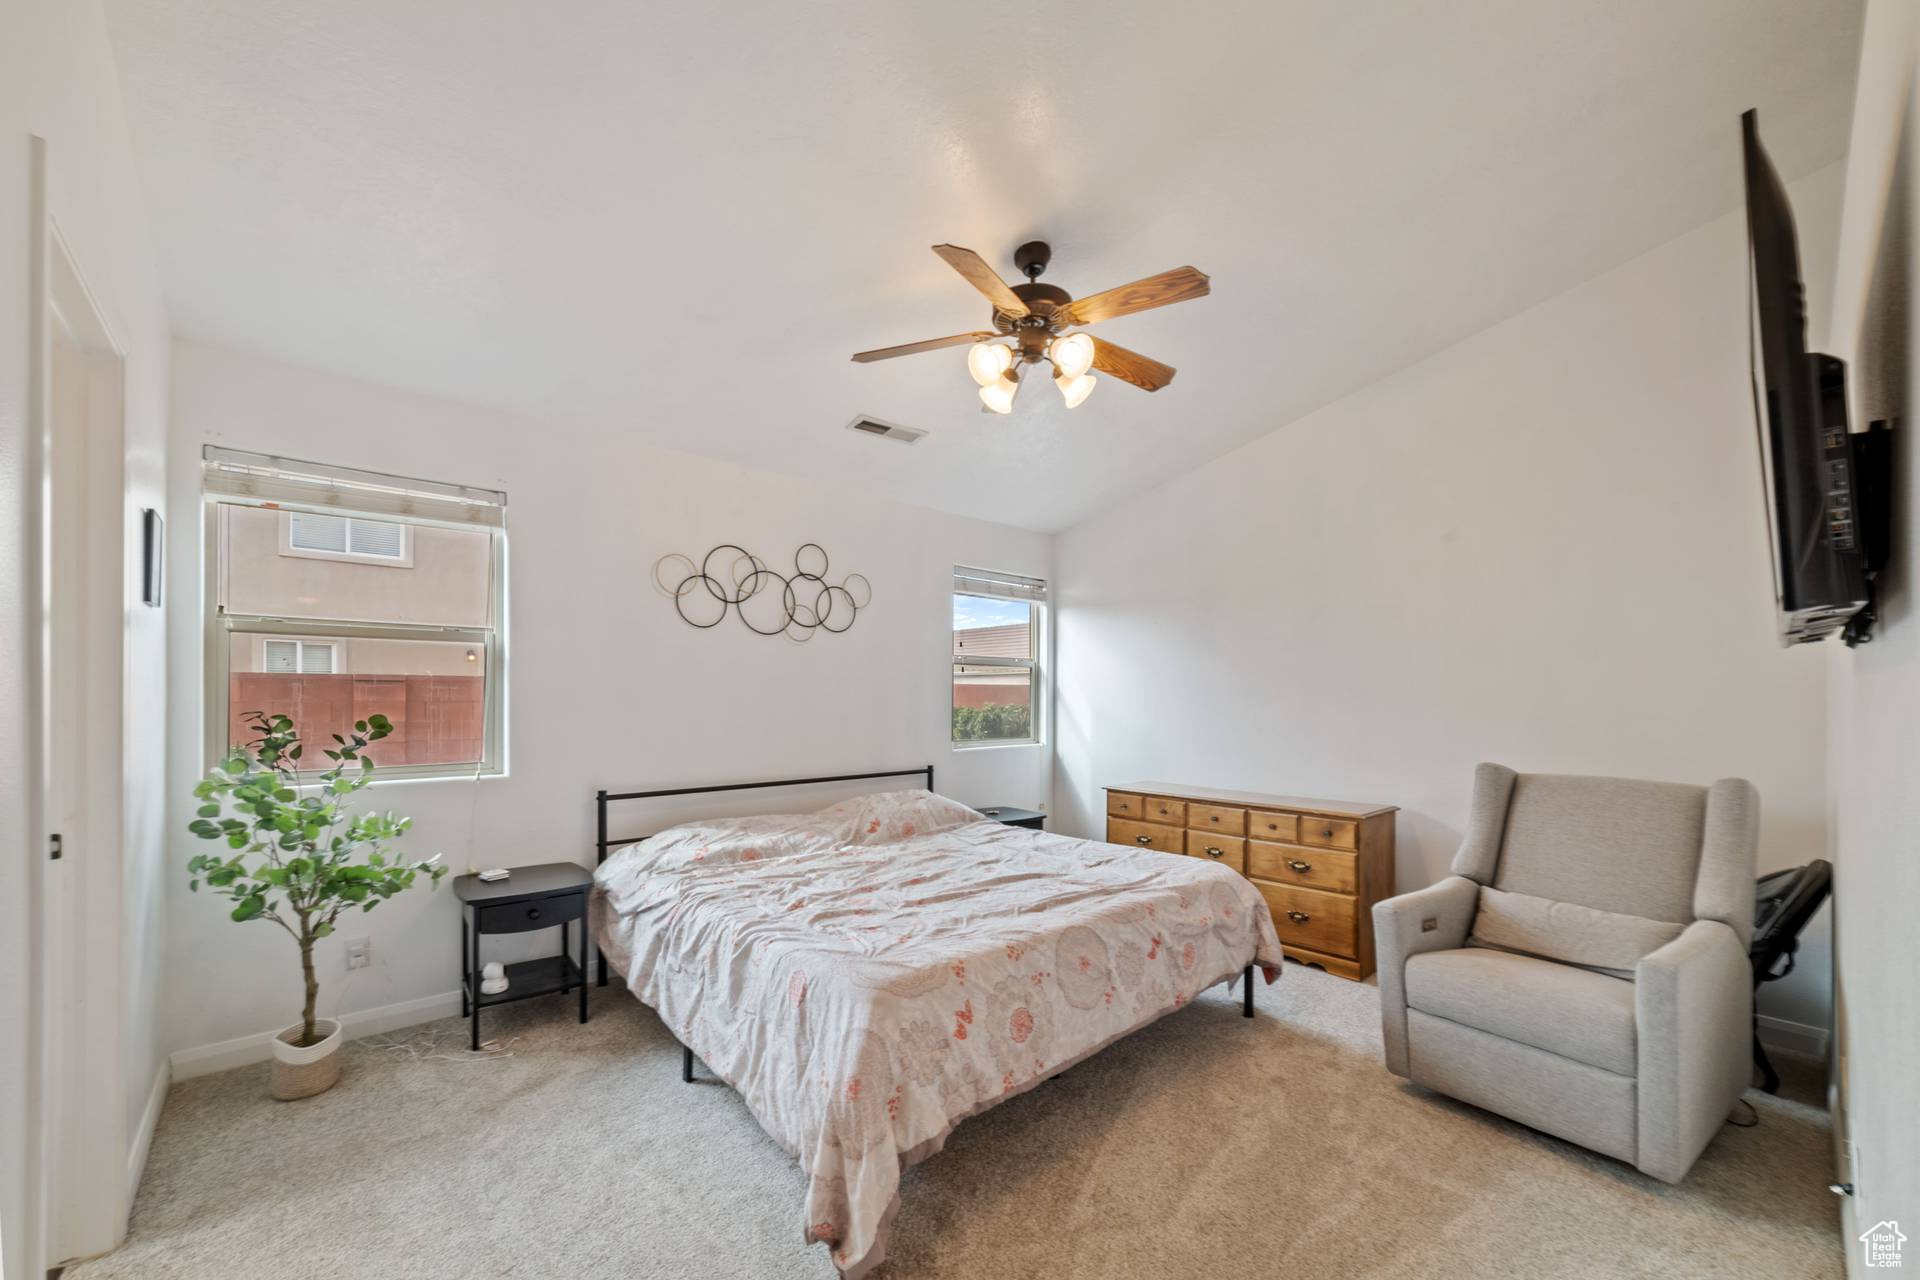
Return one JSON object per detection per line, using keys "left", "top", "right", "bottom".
{"left": 478, "top": 891, "right": 586, "bottom": 934}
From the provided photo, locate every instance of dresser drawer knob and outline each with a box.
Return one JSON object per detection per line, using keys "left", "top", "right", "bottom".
{"left": 526, "top": 908, "right": 542, "bottom": 920}
{"left": 1320, "top": 827, "right": 1334, "bottom": 839}
{"left": 1286, "top": 859, "right": 1312, "bottom": 873}
{"left": 1135, "top": 835, "right": 1152, "bottom": 845}
{"left": 1204, "top": 846, "right": 1224, "bottom": 858}
{"left": 1286, "top": 910, "right": 1310, "bottom": 924}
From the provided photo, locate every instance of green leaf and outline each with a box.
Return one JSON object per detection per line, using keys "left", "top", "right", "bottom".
{"left": 197, "top": 802, "right": 221, "bottom": 818}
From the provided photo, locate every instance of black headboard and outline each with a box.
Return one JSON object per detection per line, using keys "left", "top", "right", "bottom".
{"left": 594, "top": 765, "right": 935, "bottom": 864}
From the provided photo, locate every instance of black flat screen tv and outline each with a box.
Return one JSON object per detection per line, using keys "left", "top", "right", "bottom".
{"left": 1742, "top": 108, "right": 1879, "bottom": 646}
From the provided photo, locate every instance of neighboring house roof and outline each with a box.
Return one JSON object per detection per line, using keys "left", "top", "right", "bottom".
{"left": 953, "top": 622, "right": 1030, "bottom": 660}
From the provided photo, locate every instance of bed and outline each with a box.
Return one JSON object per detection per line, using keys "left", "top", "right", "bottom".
{"left": 589, "top": 769, "right": 1284, "bottom": 1278}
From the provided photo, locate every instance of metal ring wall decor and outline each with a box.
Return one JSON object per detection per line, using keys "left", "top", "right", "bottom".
{"left": 653, "top": 543, "right": 871, "bottom": 642}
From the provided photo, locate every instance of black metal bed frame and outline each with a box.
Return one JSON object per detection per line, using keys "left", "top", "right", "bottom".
{"left": 591, "top": 763, "right": 1253, "bottom": 1083}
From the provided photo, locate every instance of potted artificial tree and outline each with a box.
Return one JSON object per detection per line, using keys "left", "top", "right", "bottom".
{"left": 188, "top": 711, "right": 446, "bottom": 1099}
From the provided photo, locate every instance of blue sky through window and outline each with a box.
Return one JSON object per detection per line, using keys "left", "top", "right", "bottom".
{"left": 953, "top": 594, "right": 1030, "bottom": 631}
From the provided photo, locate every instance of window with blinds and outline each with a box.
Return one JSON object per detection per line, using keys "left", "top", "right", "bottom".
{"left": 284, "top": 511, "right": 412, "bottom": 563}
{"left": 262, "top": 639, "right": 336, "bottom": 674}
{"left": 952, "top": 565, "right": 1046, "bottom": 746}
{"left": 205, "top": 446, "right": 508, "bottom": 778}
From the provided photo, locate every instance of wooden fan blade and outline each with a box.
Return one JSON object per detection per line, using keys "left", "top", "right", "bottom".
{"left": 850, "top": 331, "right": 998, "bottom": 363}
{"left": 1090, "top": 337, "right": 1176, "bottom": 391}
{"left": 931, "top": 245, "right": 1029, "bottom": 317}
{"left": 1065, "top": 266, "right": 1210, "bottom": 327}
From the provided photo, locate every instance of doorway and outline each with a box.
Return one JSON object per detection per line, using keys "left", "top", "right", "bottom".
{"left": 28, "top": 136, "right": 133, "bottom": 1271}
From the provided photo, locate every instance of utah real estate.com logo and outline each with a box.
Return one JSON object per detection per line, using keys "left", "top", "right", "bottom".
{"left": 1860, "top": 1221, "right": 1906, "bottom": 1269}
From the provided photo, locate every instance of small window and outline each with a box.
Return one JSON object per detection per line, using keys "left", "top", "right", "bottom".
{"left": 205, "top": 447, "right": 506, "bottom": 779}
{"left": 283, "top": 511, "right": 413, "bottom": 565}
{"left": 261, "top": 638, "right": 336, "bottom": 674}
{"left": 952, "top": 567, "right": 1045, "bottom": 746}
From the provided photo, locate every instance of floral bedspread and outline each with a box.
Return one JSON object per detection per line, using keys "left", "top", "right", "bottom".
{"left": 591, "top": 790, "right": 1283, "bottom": 1278}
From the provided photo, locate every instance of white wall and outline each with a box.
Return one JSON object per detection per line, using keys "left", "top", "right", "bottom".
{"left": 163, "top": 340, "right": 1053, "bottom": 1063}
{"left": 1823, "top": 0, "right": 1916, "bottom": 1263}
{"left": 1, "top": 0, "right": 172, "bottom": 1271}
{"left": 1052, "top": 165, "right": 1847, "bottom": 1039}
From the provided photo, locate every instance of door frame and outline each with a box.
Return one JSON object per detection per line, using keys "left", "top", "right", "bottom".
{"left": 26, "top": 133, "right": 134, "bottom": 1270}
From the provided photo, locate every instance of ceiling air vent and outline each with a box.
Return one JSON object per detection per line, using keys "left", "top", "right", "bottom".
{"left": 845, "top": 415, "right": 926, "bottom": 444}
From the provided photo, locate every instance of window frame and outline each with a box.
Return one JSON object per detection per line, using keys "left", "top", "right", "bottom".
{"left": 279, "top": 510, "right": 415, "bottom": 567}
{"left": 206, "top": 498, "right": 508, "bottom": 782}
{"left": 950, "top": 578, "right": 1045, "bottom": 750}
{"left": 259, "top": 637, "right": 337, "bottom": 675}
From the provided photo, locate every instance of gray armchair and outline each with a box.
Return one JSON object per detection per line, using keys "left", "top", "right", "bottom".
{"left": 1373, "top": 763, "right": 1758, "bottom": 1182}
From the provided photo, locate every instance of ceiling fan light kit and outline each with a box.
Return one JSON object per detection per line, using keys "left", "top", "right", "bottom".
{"left": 852, "top": 239, "right": 1209, "bottom": 413}
{"left": 979, "top": 367, "right": 1020, "bottom": 414}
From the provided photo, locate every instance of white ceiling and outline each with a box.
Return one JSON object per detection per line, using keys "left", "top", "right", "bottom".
{"left": 104, "top": 0, "right": 1864, "bottom": 532}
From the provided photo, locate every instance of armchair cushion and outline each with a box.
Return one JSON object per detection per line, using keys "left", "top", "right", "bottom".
{"left": 1404, "top": 947, "right": 1637, "bottom": 1075}
{"left": 1492, "top": 773, "right": 1706, "bottom": 924}
{"left": 1469, "top": 885, "right": 1686, "bottom": 976}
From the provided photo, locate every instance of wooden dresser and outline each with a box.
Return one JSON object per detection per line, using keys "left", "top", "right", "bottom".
{"left": 1104, "top": 782, "right": 1397, "bottom": 981}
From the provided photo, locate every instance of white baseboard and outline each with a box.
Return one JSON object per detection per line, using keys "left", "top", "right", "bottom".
{"left": 169, "top": 990, "right": 463, "bottom": 1080}
{"left": 127, "top": 1058, "right": 170, "bottom": 1204}
{"left": 1757, "top": 1014, "right": 1829, "bottom": 1058}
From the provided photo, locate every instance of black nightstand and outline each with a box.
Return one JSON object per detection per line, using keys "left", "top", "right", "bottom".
{"left": 454, "top": 862, "right": 592, "bottom": 1051}
{"left": 980, "top": 806, "right": 1046, "bottom": 831}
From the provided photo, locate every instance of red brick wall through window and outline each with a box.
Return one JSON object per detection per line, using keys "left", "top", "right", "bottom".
{"left": 228, "top": 674, "right": 484, "bottom": 769}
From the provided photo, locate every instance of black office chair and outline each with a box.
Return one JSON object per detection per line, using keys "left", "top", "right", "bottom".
{"left": 1750, "top": 860, "right": 1831, "bottom": 1093}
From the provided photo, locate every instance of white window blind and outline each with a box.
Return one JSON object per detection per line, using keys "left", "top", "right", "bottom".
{"left": 261, "top": 639, "right": 334, "bottom": 674}
{"left": 953, "top": 566, "right": 1048, "bottom": 604}
{"left": 347, "top": 518, "right": 405, "bottom": 558}
{"left": 287, "top": 512, "right": 348, "bottom": 554}
{"left": 204, "top": 446, "right": 507, "bottom": 528}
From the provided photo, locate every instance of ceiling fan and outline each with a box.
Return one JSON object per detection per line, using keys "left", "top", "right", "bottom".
{"left": 851, "top": 241, "right": 1210, "bottom": 413}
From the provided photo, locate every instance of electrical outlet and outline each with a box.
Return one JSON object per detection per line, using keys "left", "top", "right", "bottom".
{"left": 345, "top": 937, "right": 371, "bottom": 970}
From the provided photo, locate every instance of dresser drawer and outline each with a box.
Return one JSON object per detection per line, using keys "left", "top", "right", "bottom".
{"left": 1248, "top": 810, "right": 1299, "bottom": 843}
{"left": 1184, "top": 831, "right": 1246, "bottom": 872}
{"left": 1187, "top": 803, "right": 1246, "bottom": 835}
{"left": 1299, "top": 816, "right": 1358, "bottom": 850}
{"left": 1247, "top": 841, "right": 1357, "bottom": 894}
{"left": 1256, "top": 882, "right": 1357, "bottom": 958}
{"left": 1107, "top": 791, "right": 1143, "bottom": 819}
{"left": 477, "top": 891, "right": 586, "bottom": 935}
{"left": 1107, "top": 818, "right": 1184, "bottom": 854}
{"left": 1142, "top": 796, "right": 1187, "bottom": 826}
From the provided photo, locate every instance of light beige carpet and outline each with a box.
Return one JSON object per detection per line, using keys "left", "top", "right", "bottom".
{"left": 73, "top": 968, "right": 1841, "bottom": 1279}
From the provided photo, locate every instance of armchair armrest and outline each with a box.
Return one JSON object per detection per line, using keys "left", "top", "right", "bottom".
{"left": 1372, "top": 876, "right": 1479, "bottom": 1078}
{"left": 1634, "top": 919, "right": 1751, "bottom": 1182}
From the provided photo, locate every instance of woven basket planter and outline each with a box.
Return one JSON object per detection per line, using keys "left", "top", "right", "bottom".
{"left": 271, "top": 1019, "right": 343, "bottom": 1101}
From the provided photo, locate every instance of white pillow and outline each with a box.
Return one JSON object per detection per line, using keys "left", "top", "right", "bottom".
{"left": 836, "top": 790, "right": 986, "bottom": 845}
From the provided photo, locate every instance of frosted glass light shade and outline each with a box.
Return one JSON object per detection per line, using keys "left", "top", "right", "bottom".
{"left": 1050, "top": 332, "right": 1095, "bottom": 378}
{"left": 979, "top": 374, "right": 1018, "bottom": 414}
{"left": 1055, "top": 371, "right": 1096, "bottom": 408}
{"left": 967, "top": 341, "right": 1013, "bottom": 387}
